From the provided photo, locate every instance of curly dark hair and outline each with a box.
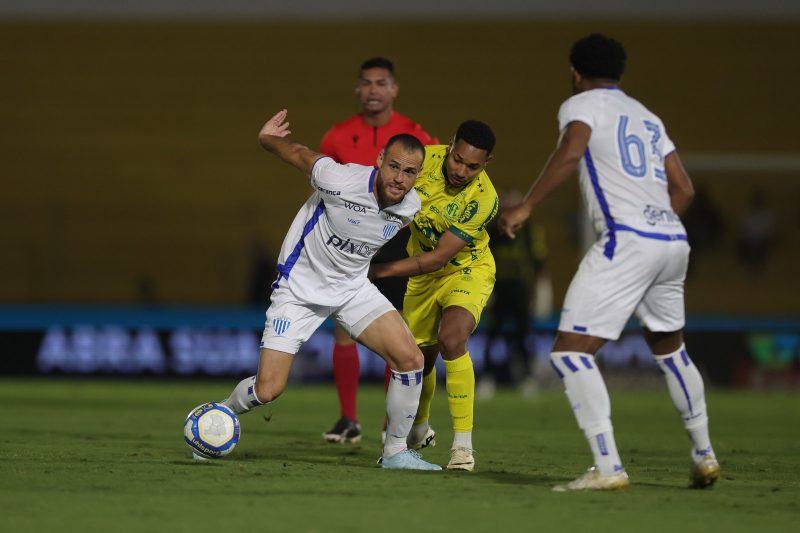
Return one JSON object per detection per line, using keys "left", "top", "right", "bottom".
{"left": 570, "top": 33, "right": 627, "bottom": 81}
{"left": 455, "top": 120, "right": 496, "bottom": 155}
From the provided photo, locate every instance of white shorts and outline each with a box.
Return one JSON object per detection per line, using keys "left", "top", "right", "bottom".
{"left": 260, "top": 281, "right": 395, "bottom": 354}
{"left": 559, "top": 232, "right": 689, "bottom": 340}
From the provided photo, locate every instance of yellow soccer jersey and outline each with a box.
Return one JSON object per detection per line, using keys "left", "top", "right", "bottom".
{"left": 408, "top": 145, "right": 499, "bottom": 278}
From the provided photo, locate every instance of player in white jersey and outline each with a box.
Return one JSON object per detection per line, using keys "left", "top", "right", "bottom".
{"left": 213, "top": 109, "right": 440, "bottom": 470}
{"left": 500, "top": 34, "right": 720, "bottom": 491}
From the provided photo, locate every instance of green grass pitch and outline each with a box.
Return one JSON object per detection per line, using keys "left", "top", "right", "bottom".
{"left": 2, "top": 378, "right": 798, "bottom": 532}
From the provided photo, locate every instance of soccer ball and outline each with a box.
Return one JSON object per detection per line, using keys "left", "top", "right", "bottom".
{"left": 183, "top": 402, "right": 240, "bottom": 459}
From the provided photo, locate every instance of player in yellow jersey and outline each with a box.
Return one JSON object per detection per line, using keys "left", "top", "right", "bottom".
{"left": 370, "top": 120, "right": 498, "bottom": 471}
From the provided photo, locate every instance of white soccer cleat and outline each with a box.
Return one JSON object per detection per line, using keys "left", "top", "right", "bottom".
{"left": 447, "top": 447, "right": 475, "bottom": 471}
{"left": 553, "top": 466, "right": 630, "bottom": 492}
{"left": 378, "top": 449, "right": 442, "bottom": 471}
{"left": 407, "top": 427, "right": 436, "bottom": 450}
{"left": 689, "top": 456, "right": 721, "bottom": 489}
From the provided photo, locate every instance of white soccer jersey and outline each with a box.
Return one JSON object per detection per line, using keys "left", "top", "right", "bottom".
{"left": 558, "top": 87, "right": 686, "bottom": 260}
{"left": 271, "top": 157, "right": 421, "bottom": 306}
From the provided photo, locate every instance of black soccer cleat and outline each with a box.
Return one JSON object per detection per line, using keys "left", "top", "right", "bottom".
{"left": 323, "top": 416, "right": 362, "bottom": 444}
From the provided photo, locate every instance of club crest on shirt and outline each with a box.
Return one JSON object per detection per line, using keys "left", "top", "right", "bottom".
{"left": 271, "top": 317, "right": 291, "bottom": 336}
{"left": 382, "top": 224, "right": 399, "bottom": 239}
{"left": 445, "top": 202, "right": 460, "bottom": 219}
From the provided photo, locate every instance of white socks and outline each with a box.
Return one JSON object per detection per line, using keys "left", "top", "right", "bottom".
{"left": 551, "top": 352, "right": 622, "bottom": 475}
{"left": 453, "top": 432, "right": 473, "bottom": 450}
{"left": 384, "top": 368, "right": 424, "bottom": 458}
{"left": 220, "top": 375, "right": 264, "bottom": 415}
{"left": 655, "top": 345, "right": 715, "bottom": 462}
{"left": 551, "top": 345, "right": 716, "bottom": 474}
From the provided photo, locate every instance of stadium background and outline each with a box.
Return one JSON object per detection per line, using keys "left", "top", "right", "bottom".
{"left": 0, "top": 1, "right": 798, "bottom": 385}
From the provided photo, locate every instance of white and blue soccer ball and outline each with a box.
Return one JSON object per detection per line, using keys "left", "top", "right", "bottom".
{"left": 183, "top": 402, "right": 240, "bottom": 460}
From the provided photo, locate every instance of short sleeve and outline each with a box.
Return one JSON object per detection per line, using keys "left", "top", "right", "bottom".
{"left": 660, "top": 124, "right": 677, "bottom": 158}
{"left": 557, "top": 95, "right": 596, "bottom": 132}
{"left": 309, "top": 156, "right": 341, "bottom": 190}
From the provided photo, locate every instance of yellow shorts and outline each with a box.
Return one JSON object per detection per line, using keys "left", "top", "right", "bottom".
{"left": 402, "top": 262, "right": 495, "bottom": 347}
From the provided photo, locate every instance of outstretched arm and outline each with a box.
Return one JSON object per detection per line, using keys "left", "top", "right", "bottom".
{"left": 498, "top": 121, "right": 591, "bottom": 238}
{"left": 370, "top": 231, "right": 467, "bottom": 279}
{"left": 664, "top": 151, "right": 694, "bottom": 216}
{"left": 258, "top": 109, "right": 324, "bottom": 175}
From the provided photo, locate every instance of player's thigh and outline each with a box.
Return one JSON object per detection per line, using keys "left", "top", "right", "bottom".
{"left": 261, "top": 288, "right": 329, "bottom": 355}
{"left": 334, "top": 281, "right": 395, "bottom": 339}
{"left": 337, "top": 283, "right": 421, "bottom": 370}
{"left": 403, "top": 274, "right": 442, "bottom": 347}
{"left": 559, "top": 236, "right": 656, "bottom": 341}
{"left": 635, "top": 240, "right": 689, "bottom": 334}
{"left": 355, "top": 310, "right": 422, "bottom": 372}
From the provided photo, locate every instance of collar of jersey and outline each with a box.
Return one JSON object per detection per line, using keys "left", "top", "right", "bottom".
{"left": 368, "top": 167, "right": 377, "bottom": 193}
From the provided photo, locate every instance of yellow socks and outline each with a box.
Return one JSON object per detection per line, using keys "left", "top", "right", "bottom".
{"left": 444, "top": 353, "right": 474, "bottom": 433}
{"left": 413, "top": 366, "right": 437, "bottom": 427}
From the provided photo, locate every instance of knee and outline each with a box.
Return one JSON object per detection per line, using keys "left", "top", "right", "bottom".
{"left": 552, "top": 332, "right": 604, "bottom": 354}
{"left": 437, "top": 330, "right": 468, "bottom": 359}
{"left": 393, "top": 346, "right": 424, "bottom": 372}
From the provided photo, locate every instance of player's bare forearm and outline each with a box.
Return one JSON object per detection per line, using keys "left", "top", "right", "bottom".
{"left": 664, "top": 151, "right": 694, "bottom": 216}
{"left": 522, "top": 151, "right": 580, "bottom": 211}
{"left": 370, "top": 251, "right": 448, "bottom": 279}
{"left": 370, "top": 231, "right": 466, "bottom": 279}
{"left": 260, "top": 135, "right": 321, "bottom": 175}
{"left": 522, "top": 122, "right": 589, "bottom": 211}
{"left": 257, "top": 109, "right": 322, "bottom": 175}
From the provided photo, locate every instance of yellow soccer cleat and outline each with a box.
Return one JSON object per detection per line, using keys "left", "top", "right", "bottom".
{"left": 689, "top": 456, "right": 721, "bottom": 489}
{"left": 447, "top": 447, "right": 475, "bottom": 471}
{"left": 553, "top": 466, "right": 630, "bottom": 492}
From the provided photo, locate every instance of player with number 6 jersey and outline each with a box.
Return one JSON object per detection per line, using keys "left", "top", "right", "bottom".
{"left": 500, "top": 33, "right": 719, "bottom": 491}
{"left": 559, "top": 88, "right": 685, "bottom": 242}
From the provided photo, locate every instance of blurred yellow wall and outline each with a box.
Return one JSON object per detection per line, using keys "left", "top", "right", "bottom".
{"left": 1, "top": 20, "right": 798, "bottom": 312}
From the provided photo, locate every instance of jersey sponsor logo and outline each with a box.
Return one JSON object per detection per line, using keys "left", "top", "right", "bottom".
{"left": 383, "top": 213, "right": 402, "bottom": 223}
{"left": 344, "top": 201, "right": 367, "bottom": 213}
{"left": 643, "top": 204, "right": 680, "bottom": 226}
{"left": 271, "top": 317, "right": 291, "bottom": 336}
{"left": 458, "top": 200, "right": 479, "bottom": 224}
{"left": 382, "top": 224, "right": 399, "bottom": 239}
{"left": 449, "top": 288, "right": 471, "bottom": 296}
{"left": 317, "top": 186, "right": 341, "bottom": 196}
{"left": 347, "top": 218, "right": 361, "bottom": 225}
{"left": 415, "top": 186, "right": 431, "bottom": 198}
{"left": 326, "top": 234, "right": 379, "bottom": 258}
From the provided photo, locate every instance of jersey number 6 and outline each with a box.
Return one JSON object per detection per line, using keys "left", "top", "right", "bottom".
{"left": 617, "top": 115, "right": 667, "bottom": 183}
